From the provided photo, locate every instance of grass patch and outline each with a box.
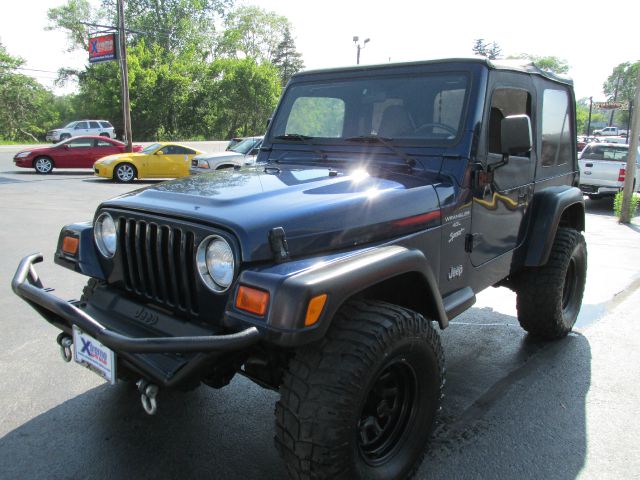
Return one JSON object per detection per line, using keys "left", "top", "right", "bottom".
{"left": 614, "top": 190, "right": 640, "bottom": 219}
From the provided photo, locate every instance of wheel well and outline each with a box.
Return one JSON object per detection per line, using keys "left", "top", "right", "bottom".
{"left": 356, "top": 272, "right": 441, "bottom": 324}
{"left": 559, "top": 202, "right": 585, "bottom": 231}
{"left": 216, "top": 164, "right": 236, "bottom": 170}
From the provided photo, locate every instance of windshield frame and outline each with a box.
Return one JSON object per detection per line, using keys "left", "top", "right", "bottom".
{"left": 267, "top": 71, "right": 471, "bottom": 148}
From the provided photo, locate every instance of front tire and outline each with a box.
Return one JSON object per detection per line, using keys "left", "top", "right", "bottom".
{"left": 113, "top": 163, "right": 136, "bottom": 183}
{"left": 516, "top": 228, "right": 587, "bottom": 339}
{"left": 34, "top": 156, "right": 53, "bottom": 174}
{"left": 276, "top": 300, "right": 444, "bottom": 480}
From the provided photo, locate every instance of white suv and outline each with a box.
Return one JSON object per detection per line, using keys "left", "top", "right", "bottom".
{"left": 46, "top": 120, "right": 116, "bottom": 142}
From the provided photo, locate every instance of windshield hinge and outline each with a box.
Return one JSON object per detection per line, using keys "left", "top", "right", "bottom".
{"left": 269, "top": 227, "right": 290, "bottom": 263}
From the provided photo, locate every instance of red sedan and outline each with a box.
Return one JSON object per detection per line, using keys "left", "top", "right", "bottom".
{"left": 13, "top": 136, "right": 142, "bottom": 174}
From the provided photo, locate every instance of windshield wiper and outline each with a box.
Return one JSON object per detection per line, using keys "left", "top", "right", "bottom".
{"left": 344, "top": 135, "right": 418, "bottom": 169}
{"left": 273, "top": 133, "right": 328, "bottom": 161}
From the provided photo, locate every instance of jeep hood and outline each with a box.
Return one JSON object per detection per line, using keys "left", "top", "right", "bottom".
{"left": 102, "top": 165, "right": 443, "bottom": 262}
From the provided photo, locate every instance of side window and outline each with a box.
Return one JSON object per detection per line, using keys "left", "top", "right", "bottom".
{"left": 75, "top": 122, "right": 88, "bottom": 129}
{"left": 541, "top": 89, "right": 571, "bottom": 167}
{"left": 89, "top": 121, "right": 100, "bottom": 129}
{"left": 286, "top": 97, "right": 345, "bottom": 137}
{"left": 172, "top": 146, "right": 196, "bottom": 155}
{"left": 488, "top": 88, "right": 531, "bottom": 155}
{"left": 67, "top": 138, "right": 94, "bottom": 148}
{"left": 97, "top": 140, "right": 113, "bottom": 147}
{"left": 99, "top": 121, "right": 113, "bottom": 128}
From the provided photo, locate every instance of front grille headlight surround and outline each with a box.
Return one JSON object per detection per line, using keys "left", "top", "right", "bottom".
{"left": 94, "top": 212, "right": 117, "bottom": 258}
{"left": 196, "top": 235, "right": 235, "bottom": 292}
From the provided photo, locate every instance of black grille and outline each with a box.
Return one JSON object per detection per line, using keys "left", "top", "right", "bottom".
{"left": 118, "top": 218, "right": 199, "bottom": 315}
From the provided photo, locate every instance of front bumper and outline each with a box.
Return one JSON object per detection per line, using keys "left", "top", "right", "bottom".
{"left": 12, "top": 253, "right": 261, "bottom": 387}
{"left": 46, "top": 134, "right": 61, "bottom": 142}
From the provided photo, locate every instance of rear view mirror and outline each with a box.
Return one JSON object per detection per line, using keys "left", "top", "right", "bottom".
{"left": 501, "top": 115, "right": 532, "bottom": 155}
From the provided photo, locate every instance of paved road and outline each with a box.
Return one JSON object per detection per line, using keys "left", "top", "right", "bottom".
{"left": 0, "top": 147, "right": 638, "bottom": 479}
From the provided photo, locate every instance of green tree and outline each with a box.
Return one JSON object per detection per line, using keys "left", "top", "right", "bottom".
{"left": 271, "top": 27, "right": 304, "bottom": 86}
{"left": 218, "top": 5, "right": 291, "bottom": 63}
{"left": 508, "top": 54, "right": 569, "bottom": 75}
{"left": 603, "top": 62, "right": 639, "bottom": 128}
{"left": 0, "top": 42, "right": 60, "bottom": 141}
{"left": 472, "top": 39, "right": 501, "bottom": 60}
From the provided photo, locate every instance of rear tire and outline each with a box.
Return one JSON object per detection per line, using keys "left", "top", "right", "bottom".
{"left": 276, "top": 300, "right": 444, "bottom": 480}
{"left": 515, "top": 228, "right": 587, "bottom": 339}
{"left": 113, "top": 163, "right": 136, "bottom": 183}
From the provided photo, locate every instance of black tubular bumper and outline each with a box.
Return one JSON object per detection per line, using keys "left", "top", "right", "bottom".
{"left": 12, "top": 254, "right": 262, "bottom": 355}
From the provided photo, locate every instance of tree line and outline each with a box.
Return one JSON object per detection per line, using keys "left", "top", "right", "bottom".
{"left": 0, "top": 0, "right": 304, "bottom": 142}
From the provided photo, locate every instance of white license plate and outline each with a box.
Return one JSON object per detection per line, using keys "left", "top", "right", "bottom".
{"left": 72, "top": 326, "right": 117, "bottom": 384}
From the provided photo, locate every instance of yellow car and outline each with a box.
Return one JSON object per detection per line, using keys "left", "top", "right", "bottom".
{"left": 94, "top": 142, "right": 205, "bottom": 182}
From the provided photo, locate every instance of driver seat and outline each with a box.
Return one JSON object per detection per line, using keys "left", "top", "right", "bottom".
{"left": 377, "top": 105, "right": 414, "bottom": 138}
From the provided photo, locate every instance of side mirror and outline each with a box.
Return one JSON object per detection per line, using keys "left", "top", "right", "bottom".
{"left": 156, "top": 150, "right": 164, "bottom": 155}
{"left": 501, "top": 114, "right": 532, "bottom": 156}
{"left": 249, "top": 148, "right": 260, "bottom": 156}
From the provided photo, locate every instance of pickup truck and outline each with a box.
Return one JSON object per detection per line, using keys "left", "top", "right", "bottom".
{"left": 592, "top": 126, "right": 627, "bottom": 137}
{"left": 579, "top": 142, "right": 640, "bottom": 198}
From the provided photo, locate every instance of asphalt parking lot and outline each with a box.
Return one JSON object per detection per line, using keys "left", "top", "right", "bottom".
{"left": 1, "top": 144, "right": 639, "bottom": 479}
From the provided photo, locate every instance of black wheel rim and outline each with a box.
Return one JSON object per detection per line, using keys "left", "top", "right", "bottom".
{"left": 562, "top": 257, "right": 577, "bottom": 311}
{"left": 357, "top": 359, "right": 417, "bottom": 465}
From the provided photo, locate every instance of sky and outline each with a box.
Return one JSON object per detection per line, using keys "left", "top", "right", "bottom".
{"left": 2, "top": 0, "right": 639, "bottom": 100}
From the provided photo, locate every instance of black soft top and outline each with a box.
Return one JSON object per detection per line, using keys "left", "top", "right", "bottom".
{"left": 294, "top": 57, "right": 573, "bottom": 87}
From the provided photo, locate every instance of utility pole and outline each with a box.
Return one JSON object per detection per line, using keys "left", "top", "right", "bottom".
{"left": 586, "top": 96, "right": 593, "bottom": 136}
{"left": 118, "top": 0, "right": 133, "bottom": 152}
{"left": 619, "top": 69, "right": 640, "bottom": 224}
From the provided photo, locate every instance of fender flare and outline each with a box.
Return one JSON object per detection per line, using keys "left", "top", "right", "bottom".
{"left": 522, "top": 186, "right": 585, "bottom": 267}
{"left": 54, "top": 222, "right": 106, "bottom": 279}
{"left": 230, "top": 245, "right": 447, "bottom": 346}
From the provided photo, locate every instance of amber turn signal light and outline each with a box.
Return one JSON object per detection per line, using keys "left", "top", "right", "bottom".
{"left": 236, "top": 286, "right": 269, "bottom": 316}
{"left": 62, "top": 236, "right": 79, "bottom": 255}
{"left": 305, "top": 294, "right": 327, "bottom": 326}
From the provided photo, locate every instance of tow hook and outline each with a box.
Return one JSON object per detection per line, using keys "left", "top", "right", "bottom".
{"left": 56, "top": 333, "right": 73, "bottom": 363}
{"left": 136, "top": 379, "right": 159, "bottom": 415}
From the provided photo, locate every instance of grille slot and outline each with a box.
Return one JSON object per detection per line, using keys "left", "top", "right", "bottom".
{"left": 119, "top": 218, "right": 199, "bottom": 315}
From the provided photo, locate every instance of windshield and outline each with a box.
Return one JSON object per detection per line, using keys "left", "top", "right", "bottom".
{"left": 230, "top": 137, "right": 260, "bottom": 154}
{"left": 142, "top": 143, "right": 161, "bottom": 154}
{"left": 270, "top": 73, "right": 469, "bottom": 145}
{"left": 64, "top": 122, "right": 77, "bottom": 129}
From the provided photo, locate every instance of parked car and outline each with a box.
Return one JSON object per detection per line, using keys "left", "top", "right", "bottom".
{"left": 93, "top": 142, "right": 204, "bottom": 182}
{"left": 13, "top": 58, "right": 588, "bottom": 479}
{"left": 190, "top": 136, "right": 263, "bottom": 174}
{"left": 13, "top": 136, "right": 142, "bottom": 174}
{"left": 46, "top": 120, "right": 116, "bottom": 142}
{"left": 592, "top": 126, "right": 627, "bottom": 137}
{"left": 225, "top": 137, "right": 244, "bottom": 150}
{"left": 579, "top": 142, "right": 640, "bottom": 198}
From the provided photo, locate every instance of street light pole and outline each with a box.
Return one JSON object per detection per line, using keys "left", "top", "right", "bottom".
{"left": 117, "top": 0, "right": 133, "bottom": 152}
{"left": 353, "top": 36, "right": 370, "bottom": 65}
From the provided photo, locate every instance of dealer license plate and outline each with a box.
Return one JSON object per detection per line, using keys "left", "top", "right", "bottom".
{"left": 72, "top": 326, "right": 117, "bottom": 384}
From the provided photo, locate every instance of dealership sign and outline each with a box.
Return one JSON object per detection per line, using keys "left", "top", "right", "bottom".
{"left": 88, "top": 34, "right": 118, "bottom": 63}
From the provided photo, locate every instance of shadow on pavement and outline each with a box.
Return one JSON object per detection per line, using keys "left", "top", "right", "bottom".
{"left": 0, "top": 308, "right": 591, "bottom": 480}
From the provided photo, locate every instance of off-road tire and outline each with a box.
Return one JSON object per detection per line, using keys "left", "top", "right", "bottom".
{"left": 275, "top": 300, "right": 445, "bottom": 480}
{"left": 516, "top": 228, "right": 587, "bottom": 339}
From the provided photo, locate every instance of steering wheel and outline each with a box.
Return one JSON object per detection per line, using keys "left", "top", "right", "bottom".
{"left": 414, "top": 122, "right": 457, "bottom": 136}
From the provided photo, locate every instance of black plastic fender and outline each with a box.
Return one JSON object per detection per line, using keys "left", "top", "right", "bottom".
{"left": 227, "top": 245, "right": 447, "bottom": 347}
{"left": 521, "top": 186, "right": 585, "bottom": 267}
{"left": 54, "top": 222, "right": 107, "bottom": 279}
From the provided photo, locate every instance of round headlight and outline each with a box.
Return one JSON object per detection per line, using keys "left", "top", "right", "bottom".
{"left": 197, "top": 235, "right": 235, "bottom": 292}
{"left": 94, "top": 213, "right": 117, "bottom": 258}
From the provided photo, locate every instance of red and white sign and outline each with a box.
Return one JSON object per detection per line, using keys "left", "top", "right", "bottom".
{"left": 89, "top": 34, "right": 118, "bottom": 63}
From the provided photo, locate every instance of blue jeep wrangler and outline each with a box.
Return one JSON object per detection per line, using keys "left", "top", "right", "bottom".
{"left": 13, "top": 58, "right": 586, "bottom": 479}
